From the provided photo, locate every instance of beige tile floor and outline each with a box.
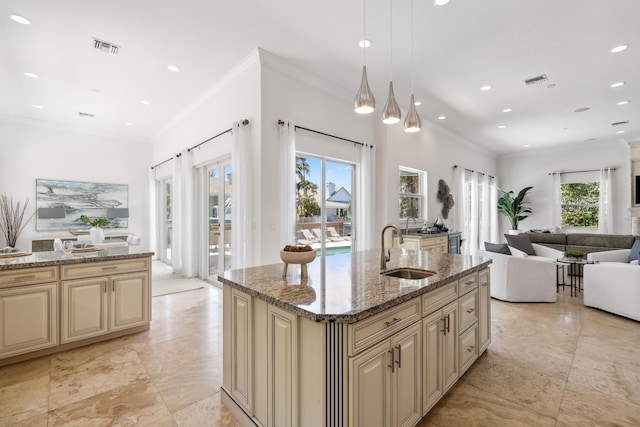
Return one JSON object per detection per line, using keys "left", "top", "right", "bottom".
{"left": 1, "top": 262, "right": 640, "bottom": 426}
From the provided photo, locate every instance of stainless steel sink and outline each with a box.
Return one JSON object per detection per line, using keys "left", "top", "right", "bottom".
{"left": 381, "top": 268, "right": 436, "bottom": 280}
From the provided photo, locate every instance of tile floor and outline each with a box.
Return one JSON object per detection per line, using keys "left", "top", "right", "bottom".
{"left": 1, "top": 262, "right": 640, "bottom": 426}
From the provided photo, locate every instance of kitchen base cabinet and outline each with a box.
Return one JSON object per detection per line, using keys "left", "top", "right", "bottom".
{"left": 478, "top": 269, "right": 491, "bottom": 354}
{"left": 0, "top": 283, "right": 58, "bottom": 358}
{"left": 61, "top": 278, "right": 109, "bottom": 343}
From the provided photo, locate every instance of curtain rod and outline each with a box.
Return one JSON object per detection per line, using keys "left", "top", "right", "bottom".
{"left": 548, "top": 167, "right": 616, "bottom": 175}
{"left": 277, "top": 120, "right": 373, "bottom": 148}
{"left": 187, "top": 119, "right": 250, "bottom": 152}
{"left": 150, "top": 153, "right": 181, "bottom": 170}
{"left": 453, "top": 165, "right": 495, "bottom": 179}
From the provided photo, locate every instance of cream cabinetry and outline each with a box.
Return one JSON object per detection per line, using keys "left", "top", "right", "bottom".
{"left": 0, "top": 254, "right": 152, "bottom": 367}
{"left": 392, "top": 238, "right": 420, "bottom": 250}
{"left": 228, "top": 288, "right": 252, "bottom": 412}
{"left": 393, "top": 235, "right": 449, "bottom": 253}
{"left": 61, "top": 263, "right": 149, "bottom": 343}
{"left": 478, "top": 269, "right": 491, "bottom": 353}
{"left": 0, "top": 282, "right": 58, "bottom": 357}
{"left": 350, "top": 321, "right": 421, "bottom": 427}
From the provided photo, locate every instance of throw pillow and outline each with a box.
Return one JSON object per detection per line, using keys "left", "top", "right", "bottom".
{"left": 484, "top": 242, "right": 511, "bottom": 255}
{"left": 504, "top": 233, "right": 536, "bottom": 256}
{"left": 628, "top": 239, "right": 640, "bottom": 263}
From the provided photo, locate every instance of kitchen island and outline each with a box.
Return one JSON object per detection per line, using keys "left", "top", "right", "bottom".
{"left": 219, "top": 248, "right": 491, "bottom": 427}
{"left": 0, "top": 247, "right": 153, "bottom": 366}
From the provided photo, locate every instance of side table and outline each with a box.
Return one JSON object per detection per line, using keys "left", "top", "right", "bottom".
{"left": 556, "top": 258, "right": 593, "bottom": 296}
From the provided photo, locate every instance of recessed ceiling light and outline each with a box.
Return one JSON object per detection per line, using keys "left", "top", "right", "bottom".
{"left": 32, "top": 105, "right": 43, "bottom": 109}
{"left": 414, "top": 101, "right": 422, "bottom": 106}
{"left": 358, "top": 39, "right": 371, "bottom": 48}
{"left": 611, "top": 44, "right": 629, "bottom": 53}
{"left": 438, "top": 116, "right": 446, "bottom": 120}
{"left": 433, "top": 0, "right": 450, "bottom": 5}
{"left": 617, "top": 130, "right": 626, "bottom": 134}
{"left": 9, "top": 14, "right": 30, "bottom": 25}
{"left": 617, "top": 100, "right": 630, "bottom": 106}
{"left": 125, "top": 122, "right": 134, "bottom": 126}
{"left": 24, "top": 72, "right": 38, "bottom": 79}
{"left": 167, "top": 65, "right": 180, "bottom": 72}
{"left": 498, "top": 125, "right": 506, "bottom": 129}
{"left": 480, "top": 85, "right": 492, "bottom": 91}
{"left": 141, "top": 100, "right": 151, "bottom": 106}
{"left": 503, "top": 108, "right": 512, "bottom": 113}
{"left": 611, "top": 82, "right": 625, "bottom": 88}
{"left": 574, "top": 107, "right": 590, "bottom": 113}
{"left": 523, "top": 144, "right": 530, "bottom": 148}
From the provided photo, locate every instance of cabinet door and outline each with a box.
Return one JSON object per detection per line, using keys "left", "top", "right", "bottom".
{"left": 459, "top": 324, "right": 478, "bottom": 375}
{"left": 230, "top": 289, "right": 252, "bottom": 412}
{"left": 422, "top": 311, "right": 442, "bottom": 415}
{"left": 267, "top": 305, "right": 298, "bottom": 427}
{"left": 0, "top": 283, "right": 58, "bottom": 357}
{"left": 350, "top": 339, "right": 392, "bottom": 427}
{"left": 441, "top": 301, "right": 459, "bottom": 392}
{"left": 61, "top": 278, "right": 108, "bottom": 343}
{"left": 478, "top": 268, "right": 491, "bottom": 354}
{"left": 110, "top": 272, "right": 150, "bottom": 332}
{"left": 393, "top": 237, "right": 420, "bottom": 250}
{"left": 392, "top": 322, "right": 421, "bottom": 427}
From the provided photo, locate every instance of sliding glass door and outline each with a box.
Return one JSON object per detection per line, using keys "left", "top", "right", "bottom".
{"left": 160, "top": 178, "right": 172, "bottom": 264}
{"left": 207, "top": 161, "right": 233, "bottom": 281}
{"left": 296, "top": 155, "right": 354, "bottom": 255}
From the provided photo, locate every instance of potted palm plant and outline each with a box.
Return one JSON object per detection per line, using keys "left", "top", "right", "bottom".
{"left": 497, "top": 186, "right": 533, "bottom": 234}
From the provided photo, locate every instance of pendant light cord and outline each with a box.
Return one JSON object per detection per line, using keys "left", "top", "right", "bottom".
{"left": 411, "top": 0, "right": 414, "bottom": 94}
{"left": 363, "top": 0, "right": 366, "bottom": 65}
{"left": 389, "top": 0, "right": 392, "bottom": 80}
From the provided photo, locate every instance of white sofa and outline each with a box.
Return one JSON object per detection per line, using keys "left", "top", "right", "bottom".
{"left": 584, "top": 249, "right": 640, "bottom": 321}
{"left": 477, "top": 243, "right": 561, "bottom": 303}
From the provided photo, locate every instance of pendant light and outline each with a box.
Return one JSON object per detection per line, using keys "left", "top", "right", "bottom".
{"left": 382, "top": 0, "right": 401, "bottom": 124}
{"left": 354, "top": 0, "right": 375, "bottom": 114}
{"left": 404, "top": 0, "right": 421, "bottom": 132}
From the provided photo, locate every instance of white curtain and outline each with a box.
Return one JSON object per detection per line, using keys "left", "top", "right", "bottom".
{"left": 279, "top": 121, "right": 297, "bottom": 246}
{"left": 468, "top": 172, "right": 479, "bottom": 255}
{"left": 599, "top": 168, "right": 613, "bottom": 234}
{"left": 452, "top": 166, "right": 465, "bottom": 241}
{"left": 180, "top": 149, "right": 195, "bottom": 277}
{"left": 489, "top": 176, "right": 499, "bottom": 244}
{"left": 148, "top": 167, "right": 158, "bottom": 260}
{"left": 478, "top": 174, "right": 490, "bottom": 248}
{"left": 550, "top": 172, "right": 562, "bottom": 229}
{"left": 232, "top": 121, "right": 251, "bottom": 269}
{"left": 172, "top": 154, "right": 183, "bottom": 274}
{"left": 357, "top": 144, "right": 375, "bottom": 250}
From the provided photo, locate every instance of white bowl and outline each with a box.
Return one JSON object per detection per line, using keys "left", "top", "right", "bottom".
{"left": 280, "top": 249, "right": 316, "bottom": 265}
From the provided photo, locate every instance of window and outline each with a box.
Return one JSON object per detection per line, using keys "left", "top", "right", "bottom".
{"left": 560, "top": 182, "right": 599, "bottom": 228}
{"left": 399, "top": 167, "right": 426, "bottom": 220}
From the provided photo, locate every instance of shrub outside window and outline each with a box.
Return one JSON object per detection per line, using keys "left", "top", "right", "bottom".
{"left": 399, "top": 167, "right": 425, "bottom": 220}
{"left": 560, "top": 182, "right": 599, "bottom": 228}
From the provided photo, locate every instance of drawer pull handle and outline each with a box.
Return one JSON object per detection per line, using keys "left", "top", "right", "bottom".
{"left": 15, "top": 275, "right": 36, "bottom": 280}
{"left": 388, "top": 349, "right": 395, "bottom": 373}
{"left": 467, "top": 345, "right": 475, "bottom": 353}
{"left": 465, "top": 281, "right": 474, "bottom": 286}
{"left": 385, "top": 317, "right": 401, "bottom": 327}
{"left": 102, "top": 266, "right": 118, "bottom": 270}
{"left": 481, "top": 282, "right": 488, "bottom": 287}
{"left": 466, "top": 308, "right": 475, "bottom": 314}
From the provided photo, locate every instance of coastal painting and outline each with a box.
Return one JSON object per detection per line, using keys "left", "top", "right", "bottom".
{"left": 36, "top": 179, "right": 128, "bottom": 231}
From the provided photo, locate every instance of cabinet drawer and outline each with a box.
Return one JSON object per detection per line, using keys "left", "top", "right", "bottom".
{"left": 458, "top": 272, "right": 478, "bottom": 295}
{"left": 0, "top": 267, "right": 58, "bottom": 288}
{"left": 422, "top": 282, "right": 457, "bottom": 317}
{"left": 349, "top": 298, "right": 421, "bottom": 356}
{"left": 459, "top": 324, "right": 478, "bottom": 375}
{"left": 458, "top": 290, "right": 478, "bottom": 333}
{"left": 61, "top": 257, "right": 150, "bottom": 279}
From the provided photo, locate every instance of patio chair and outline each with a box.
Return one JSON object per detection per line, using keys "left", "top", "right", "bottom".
{"left": 328, "top": 226, "right": 350, "bottom": 241}
{"left": 301, "top": 229, "right": 320, "bottom": 243}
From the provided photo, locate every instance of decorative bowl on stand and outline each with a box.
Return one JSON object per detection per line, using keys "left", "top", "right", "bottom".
{"left": 280, "top": 249, "right": 316, "bottom": 277}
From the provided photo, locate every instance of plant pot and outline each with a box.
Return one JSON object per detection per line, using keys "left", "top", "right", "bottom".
{"left": 507, "top": 229, "right": 524, "bottom": 235}
{"left": 90, "top": 227, "right": 104, "bottom": 244}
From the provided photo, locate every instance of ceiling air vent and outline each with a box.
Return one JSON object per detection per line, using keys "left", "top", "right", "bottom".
{"left": 611, "top": 120, "right": 629, "bottom": 126}
{"left": 93, "top": 37, "right": 120, "bottom": 55}
{"left": 78, "top": 112, "right": 95, "bottom": 119}
{"left": 524, "top": 74, "right": 548, "bottom": 85}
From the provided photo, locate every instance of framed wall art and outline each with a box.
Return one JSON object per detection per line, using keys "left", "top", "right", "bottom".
{"left": 36, "top": 179, "right": 128, "bottom": 231}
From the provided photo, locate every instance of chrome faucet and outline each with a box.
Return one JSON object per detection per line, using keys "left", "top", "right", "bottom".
{"left": 405, "top": 217, "right": 417, "bottom": 234}
{"left": 381, "top": 224, "right": 404, "bottom": 270}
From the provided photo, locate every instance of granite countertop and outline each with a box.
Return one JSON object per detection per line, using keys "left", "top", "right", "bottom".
{"left": 219, "top": 248, "right": 491, "bottom": 324}
{"left": 0, "top": 246, "right": 154, "bottom": 271}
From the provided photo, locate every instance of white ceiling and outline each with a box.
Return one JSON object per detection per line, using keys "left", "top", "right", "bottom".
{"left": 2, "top": 0, "right": 639, "bottom": 155}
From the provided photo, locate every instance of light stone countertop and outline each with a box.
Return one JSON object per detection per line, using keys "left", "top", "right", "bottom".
{"left": 219, "top": 248, "right": 491, "bottom": 323}
{"left": 0, "top": 246, "right": 154, "bottom": 271}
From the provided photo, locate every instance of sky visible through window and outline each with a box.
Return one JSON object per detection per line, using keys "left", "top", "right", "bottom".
{"left": 303, "top": 157, "right": 352, "bottom": 193}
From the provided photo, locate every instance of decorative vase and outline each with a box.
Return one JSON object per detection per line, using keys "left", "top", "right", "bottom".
{"left": 90, "top": 227, "right": 104, "bottom": 244}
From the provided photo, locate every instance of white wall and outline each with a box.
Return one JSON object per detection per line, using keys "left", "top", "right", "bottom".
{"left": 497, "top": 140, "right": 631, "bottom": 237}
{"left": 0, "top": 119, "right": 152, "bottom": 249}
